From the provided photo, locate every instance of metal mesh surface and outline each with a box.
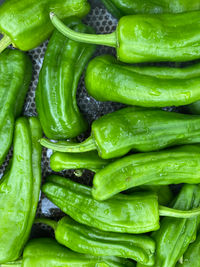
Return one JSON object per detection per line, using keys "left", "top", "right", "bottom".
{"left": 0, "top": 0, "right": 183, "bottom": 236}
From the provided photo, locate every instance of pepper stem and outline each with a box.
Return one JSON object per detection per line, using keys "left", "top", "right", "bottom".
{"left": 159, "top": 205, "right": 200, "bottom": 218}
{"left": 0, "top": 34, "right": 12, "bottom": 53}
{"left": 34, "top": 218, "right": 57, "bottom": 230}
{"left": 40, "top": 136, "right": 97, "bottom": 153}
{"left": 50, "top": 12, "right": 117, "bottom": 48}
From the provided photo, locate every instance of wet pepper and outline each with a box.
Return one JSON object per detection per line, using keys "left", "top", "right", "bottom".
{"left": 0, "top": 117, "right": 42, "bottom": 263}
{"left": 50, "top": 151, "right": 173, "bottom": 205}
{"left": 41, "top": 107, "right": 200, "bottom": 159}
{"left": 4, "top": 238, "right": 135, "bottom": 267}
{"left": 35, "top": 216, "right": 155, "bottom": 265}
{"left": 51, "top": 11, "right": 200, "bottom": 63}
{"left": 0, "top": 0, "right": 90, "bottom": 53}
{"left": 101, "top": 0, "right": 200, "bottom": 19}
{"left": 92, "top": 145, "right": 200, "bottom": 201}
{"left": 137, "top": 184, "right": 200, "bottom": 267}
{"left": 85, "top": 55, "right": 200, "bottom": 107}
{"left": 0, "top": 49, "right": 32, "bottom": 166}
{"left": 42, "top": 175, "right": 200, "bottom": 234}
{"left": 36, "top": 18, "right": 96, "bottom": 139}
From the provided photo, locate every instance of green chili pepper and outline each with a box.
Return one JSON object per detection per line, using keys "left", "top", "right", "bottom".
{"left": 101, "top": 0, "right": 200, "bottom": 19}
{"left": 0, "top": 117, "right": 42, "bottom": 263}
{"left": 0, "top": 0, "right": 90, "bottom": 53}
{"left": 84, "top": 54, "right": 200, "bottom": 107}
{"left": 50, "top": 11, "right": 200, "bottom": 63}
{"left": 92, "top": 144, "right": 200, "bottom": 201}
{"left": 36, "top": 18, "right": 96, "bottom": 140}
{"left": 1, "top": 238, "right": 135, "bottom": 267}
{"left": 50, "top": 151, "right": 109, "bottom": 173}
{"left": 0, "top": 49, "right": 32, "bottom": 166}
{"left": 35, "top": 216, "right": 155, "bottom": 265}
{"left": 176, "top": 230, "right": 200, "bottom": 266}
{"left": 40, "top": 107, "right": 200, "bottom": 158}
{"left": 50, "top": 150, "right": 172, "bottom": 205}
{"left": 137, "top": 184, "right": 200, "bottom": 267}
{"left": 42, "top": 175, "right": 200, "bottom": 234}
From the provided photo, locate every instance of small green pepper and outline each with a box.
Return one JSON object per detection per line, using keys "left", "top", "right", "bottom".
{"left": 2, "top": 238, "right": 135, "bottom": 267}
{"left": 0, "top": 117, "right": 42, "bottom": 263}
{"left": 92, "top": 145, "right": 200, "bottom": 201}
{"left": 101, "top": 0, "right": 200, "bottom": 19}
{"left": 35, "top": 216, "right": 155, "bottom": 265}
{"left": 42, "top": 175, "right": 200, "bottom": 234}
{"left": 41, "top": 107, "right": 200, "bottom": 159}
{"left": 176, "top": 231, "right": 200, "bottom": 266}
{"left": 85, "top": 55, "right": 200, "bottom": 107}
{"left": 0, "top": 0, "right": 90, "bottom": 53}
{"left": 50, "top": 150, "right": 172, "bottom": 205}
{"left": 50, "top": 11, "right": 200, "bottom": 63}
{"left": 36, "top": 17, "right": 96, "bottom": 139}
{"left": 0, "top": 49, "right": 32, "bottom": 166}
{"left": 137, "top": 184, "right": 200, "bottom": 267}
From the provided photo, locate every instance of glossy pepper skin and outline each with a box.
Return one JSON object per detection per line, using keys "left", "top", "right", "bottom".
{"left": 4, "top": 238, "right": 135, "bottom": 267}
{"left": 0, "top": 49, "right": 32, "bottom": 166}
{"left": 101, "top": 0, "right": 200, "bottom": 19}
{"left": 0, "top": 0, "right": 90, "bottom": 53}
{"left": 85, "top": 55, "right": 200, "bottom": 107}
{"left": 138, "top": 184, "right": 200, "bottom": 267}
{"left": 36, "top": 18, "right": 96, "bottom": 139}
{"left": 36, "top": 216, "right": 155, "bottom": 265}
{"left": 176, "top": 231, "right": 200, "bottom": 267}
{"left": 50, "top": 11, "right": 200, "bottom": 63}
{"left": 50, "top": 150, "right": 172, "bottom": 205}
{"left": 42, "top": 175, "right": 200, "bottom": 234}
{"left": 41, "top": 107, "right": 200, "bottom": 159}
{"left": 0, "top": 117, "right": 42, "bottom": 263}
{"left": 92, "top": 145, "right": 200, "bottom": 201}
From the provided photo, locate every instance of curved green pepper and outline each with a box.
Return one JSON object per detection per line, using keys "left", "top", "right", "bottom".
{"left": 41, "top": 107, "right": 200, "bottom": 158}
{"left": 137, "top": 184, "right": 200, "bottom": 267}
{"left": 0, "top": 0, "right": 90, "bottom": 53}
{"left": 35, "top": 216, "right": 155, "bottom": 265}
{"left": 92, "top": 145, "right": 200, "bottom": 201}
{"left": 42, "top": 175, "right": 200, "bottom": 234}
{"left": 0, "top": 117, "right": 42, "bottom": 263}
{"left": 36, "top": 18, "right": 96, "bottom": 139}
{"left": 50, "top": 11, "right": 200, "bottom": 63}
{"left": 0, "top": 49, "right": 32, "bottom": 166}
{"left": 50, "top": 150, "right": 172, "bottom": 205}
{"left": 50, "top": 151, "right": 109, "bottom": 173}
{"left": 2, "top": 238, "right": 135, "bottom": 267}
{"left": 176, "top": 231, "right": 200, "bottom": 266}
{"left": 101, "top": 0, "right": 200, "bottom": 19}
{"left": 85, "top": 55, "right": 200, "bottom": 107}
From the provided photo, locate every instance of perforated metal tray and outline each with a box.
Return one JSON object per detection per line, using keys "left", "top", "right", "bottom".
{"left": 0, "top": 0, "right": 182, "bottom": 238}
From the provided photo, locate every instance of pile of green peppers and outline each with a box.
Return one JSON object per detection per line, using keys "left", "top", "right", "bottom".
{"left": 2, "top": 0, "right": 200, "bottom": 266}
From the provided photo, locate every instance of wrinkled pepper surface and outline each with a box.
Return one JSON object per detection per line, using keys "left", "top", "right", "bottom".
{"left": 35, "top": 216, "right": 155, "bottom": 265}
{"left": 0, "top": 0, "right": 90, "bottom": 53}
{"left": 176, "top": 230, "right": 200, "bottom": 266}
{"left": 42, "top": 175, "right": 200, "bottom": 234}
{"left": 50, "top": 150, "right": 172, "bottom": 205}
{"left": 36, "top": 17, "right": 96, "bottom": 139}
{"left": 0, "top": 49, "right": 32, "bottom": 166}
{"left": 101, "top": 0, "right": 200, "bottom": 19}
{"left": 85, "top": 55, "right": 200, "bottom": 107}
{"left": 41, "top": 107, "right": 200, "bottom": 159}
{"left": 0, "top": 117, "right": 42, "bottom": 263}
{"left": 50, "top": 11, "right": 200, "bottom": 63}
{"left": 137, "top": 184, "right": 200, "bottom": 267}
{"left": 92, "top": 145, "right": 200, "bottom": 200}
{"left": 2, "top": 238, "right": 135, "bottom": 267}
